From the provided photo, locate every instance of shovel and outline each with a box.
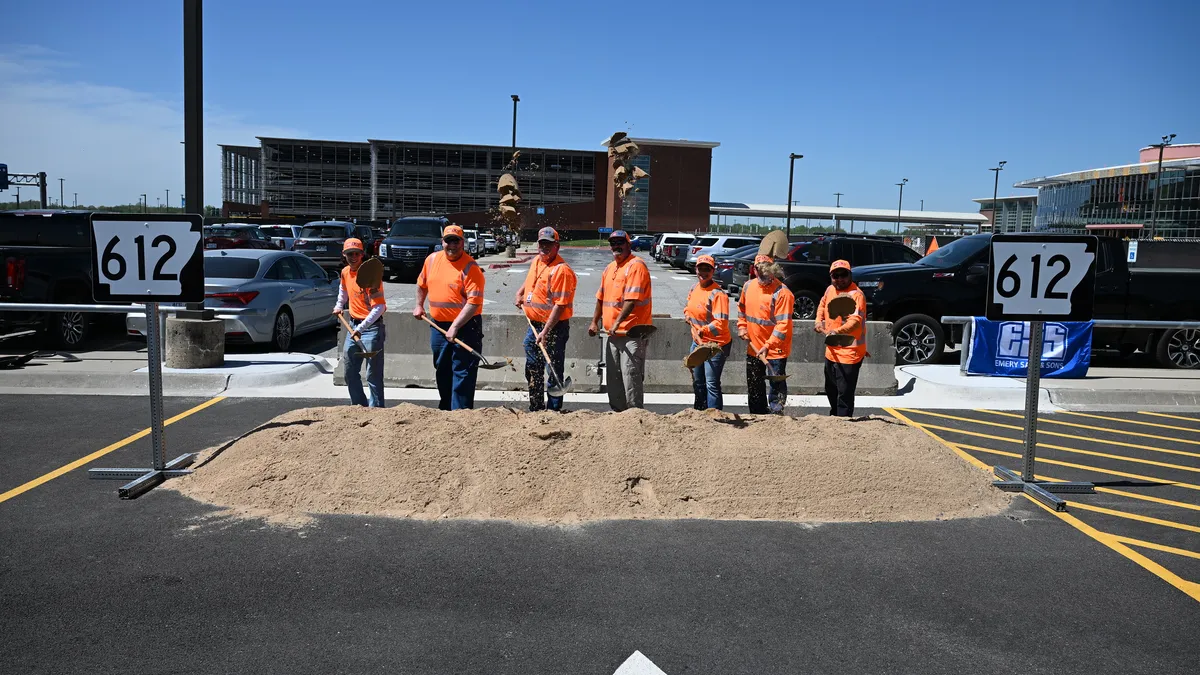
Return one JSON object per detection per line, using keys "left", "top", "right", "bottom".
{"left": 336, "top": 312, "right": 379, "bottom": 357}
{"left": 739, "top": 332, "right": 788, "bottom": 382}
{"left": 526, "top": 316, "right": 572, "bottom": 397}
{"left": 420, "top": 314, "right": 512, "bottom": 370}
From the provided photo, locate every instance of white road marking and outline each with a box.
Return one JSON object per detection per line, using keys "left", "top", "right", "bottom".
{"left": 671, "top": 276, "right": 690, "bottom": 281}
{"left": 507, "top": 268, "right": 526, "bottom": 274}
{"left": 649, "top": 276, "right": 658, "bottom": 279}
{"left": 613, "top": 651, "right": 668, "bottom": 675}
{"left": 577, "top": 272, "right": 591, "bottom": 276}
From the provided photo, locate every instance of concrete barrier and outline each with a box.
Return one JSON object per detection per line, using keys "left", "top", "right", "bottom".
{"left": 336, "top": 313, "right": 898, "bottom": 395}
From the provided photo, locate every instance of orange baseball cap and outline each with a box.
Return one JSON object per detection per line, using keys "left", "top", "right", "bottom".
{"left": 754, "top": 254, "right": 774, "bottom": 265}
{"left": 830, "top": 260, "right": 851, "bottom": 273}
{"left": 342, "top": 238, "right": 364, "bottom": 252}
{"left": 442, "top": 224, "right": 465, "bottom": 240}
{"left": 696, "top": 254, "right": 716, "bottom": 268}
{"left": 608, "top": 229, "right": 631, "bottom": 242}
{"left": 537, "top": 226, "right": 559, "bottom": 242}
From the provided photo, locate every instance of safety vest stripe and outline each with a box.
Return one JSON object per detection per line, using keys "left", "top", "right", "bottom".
{"left": 526, "top": 301, "right": 554, "bottom": 310}
{"left": 772, "top": 329, "right": 788, "bottom": 340}
{"left": 626, "top": 286, "right": 645, "bottom": 294}
{"left": 430, "top": 300, "right": 464, "bottom": 309}
{"left": 548, "top": 291, "right": 571, "bottom": 299}
{"left": 744, "top": 316, "right": 773, "bottom": 327}
{"left": 602, "top": 300, "right": 623, "bottom": 308}
{"left": 466, "top": 291, "right": 484, "bottom": 298}
{"left": 713, "top": 312, "right": 729, "bottom": 320}
{"left": 772, "top": 313, "right": 790, "bottom": 322}
{"left": 633, "top": 298, "right": 651, "bottom": 307}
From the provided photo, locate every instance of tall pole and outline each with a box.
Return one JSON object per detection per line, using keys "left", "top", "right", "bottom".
{"left": 990, "top": 161, "right": 1007, "bottom": 232}
{"left": 786, "top": 153, "right": 802, "bottom": 238}
{"left": 895, "top": 178, "right": 908, "bottom": 234}
{"left": 510, "top": 94, "right": 519, "bottom": 150}
{"left": 166, "top": 189, "right": 170, "bottom": 211}
{"left": 834, "top": 192, "right": 843, "bottom": 207}
{"left": 73, "top": 192, "right": 77, "bottom": 207}
{"left": 141, "top": 194, "right": 148, "bottom": 213}
{"left": 184, "top": 0, "right": 203, "bottom": 217}
{"left": 15, "top": 186, "right": 19, "bottom": 207}
{"left": 1148, "top": 133, "right": 1175, "bottom": 240}
{"left": 59, "top": 178, "right": 64, "bottom": 208}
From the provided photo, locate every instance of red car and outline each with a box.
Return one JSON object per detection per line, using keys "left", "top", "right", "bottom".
{"left": 203, "top": 225, "right": 280, "bottom": 250}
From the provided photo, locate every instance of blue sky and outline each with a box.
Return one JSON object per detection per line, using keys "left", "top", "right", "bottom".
{"left": 3, "top": 0, "right": 1198, "bottom": 212}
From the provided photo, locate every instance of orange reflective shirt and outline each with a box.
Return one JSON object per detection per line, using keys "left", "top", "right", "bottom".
{"left": 816, "top": 284, "right": 867, "bottom": 364}
{"left": 522, "top": 254, "right": 576, "bottom": 323}
{"left": 684, "top": 280, "right": 731, "bottom": 346}
{"left": 595, "top": 254, "right": 652, "bottom": 333}
{"left": 416, "top": 251, "right": 485, "bottom": 322}
{"left": 340, "top": 265, "right": 386, "bottom": 320}
{"left": 736, "top": 278, "right": 794, "bottom": 358}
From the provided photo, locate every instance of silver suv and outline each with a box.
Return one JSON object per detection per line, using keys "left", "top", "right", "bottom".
{"left": 685, "top": 235, "right": 761, "bottom": 272}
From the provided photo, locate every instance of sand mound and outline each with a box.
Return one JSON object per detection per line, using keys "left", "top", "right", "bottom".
{"left": 169, "top": 405, "right": 1010, "bottom": 526}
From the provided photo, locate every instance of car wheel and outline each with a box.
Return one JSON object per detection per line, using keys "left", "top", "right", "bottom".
{"left": 893, "top": 314, "right": 945, "bottom": 365}
{"left": 791, "top": 291, "right": 819, "bottom": 321}
{"left": 48, "top": 306, "right": 91, "bottom": 349}
{"left": 1156, "top": 329, "right": 1200, "bottom": 369}
{"left": 271, "top": 308, "right": 294, "bottom": 352}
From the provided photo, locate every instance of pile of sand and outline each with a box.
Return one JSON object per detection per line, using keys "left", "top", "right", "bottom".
{"left": 169, "top": 405, "right": 1010, "bottom": 526}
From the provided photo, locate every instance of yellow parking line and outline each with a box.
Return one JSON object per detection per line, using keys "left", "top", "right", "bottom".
{"left": 1114, "top": 536, "right": 1200, "bottom": 561}
{"left": 978, "top": 409, "right": 1200, "bottom": 447}
{"left": 0, "top": 397, "right": 226, "bottom": 505}
{"left": 918, "top": 423, "right": 1200, "bottom": 475}
{"left": 1069, "top": 502, "right": 1200, "bottom": 535}
{"left": 955, "top": 443, "right": 1200, "bottom": 493}
{"left": 898, "top": 409, "right": 1200, "bottom": 460}
{"left": 1061, "top": 410, "right": 1200, "bottom": 435}
{"left": 884, "top": 408, "right": 990, "bottom": 471}
{"left": 1092, "top": 486, "right": 1200, "bottom": 513}
{"left": 1021, "top": 495, "right": 1200, "bottom": 604}
{"left": 1139, "top": 411, "right": 1200, "bottom": 426}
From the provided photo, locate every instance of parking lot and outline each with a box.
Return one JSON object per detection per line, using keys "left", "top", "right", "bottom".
{"left": 2, "top": 395, "right": 1198, "bottom": 674}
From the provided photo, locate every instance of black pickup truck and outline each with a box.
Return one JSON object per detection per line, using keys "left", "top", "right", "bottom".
{"left": 852, "top": 233, "right": 1200, "bottom": 368}
{"left": 0, "top": 210, "right": 113, "bottom": 347}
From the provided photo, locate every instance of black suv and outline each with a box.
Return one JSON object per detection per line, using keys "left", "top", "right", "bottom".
{"left": 729, "top": 233, "right": 921, "bottom": 319}
{"left": 378, "top": 216, "right": 448, "bottom": 280}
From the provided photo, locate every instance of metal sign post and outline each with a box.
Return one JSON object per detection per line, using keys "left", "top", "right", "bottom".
{"left": 86, "top": 213, "right": 205, "bottom": 499}
{"left": 985, "top": 234, "right": 1099, "bottom": 511}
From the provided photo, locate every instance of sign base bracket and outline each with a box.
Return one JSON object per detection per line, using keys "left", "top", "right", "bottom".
{"left": 88, "top": 453, "right": 197, "bottom": 500}
{"left": 991, "top": 465, "right": 1094, "bottom": 511}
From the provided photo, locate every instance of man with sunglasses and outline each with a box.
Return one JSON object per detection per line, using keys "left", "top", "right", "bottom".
{"left": 815, "top": 259, "right": 868, "bottom": 417}
{"left": 588, "top": 229, "right": 653, "bottom": 411}
{"left": 414, "top": 224, "right": 486, "bottom": 410}
{"left": 515, "top": 226, "right": 577, "bottom": 411}
{"left": 332, "top": 237, "right": 387, "bottom": 407}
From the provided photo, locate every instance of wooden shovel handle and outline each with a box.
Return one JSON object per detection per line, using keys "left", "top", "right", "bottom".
{"left": 420, "top": 314, "right": 488, "bottom": 362}
{"left": 336, "top": 312, "right": 369, "bottom": 352}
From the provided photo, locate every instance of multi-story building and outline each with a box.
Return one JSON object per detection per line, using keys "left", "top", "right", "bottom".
{"left": 972, "top": 194, "right": 1038, "bottom": 233}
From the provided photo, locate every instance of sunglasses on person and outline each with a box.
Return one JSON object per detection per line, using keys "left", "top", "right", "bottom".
{"left": 443, "top": 237, "right": 462, "bottom": 244}
{"left": 609, "top": 241, "right": 628, "bottom": 250}
{"left": 344, "top": 250, "right": 363, "bottom": 258}
{"left": 831, "top": 270, "right": 850, "bottom": 279}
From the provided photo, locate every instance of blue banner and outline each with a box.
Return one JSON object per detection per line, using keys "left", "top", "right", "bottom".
{"left": 965, "top": 318, "right": 1093, "bottom": 379}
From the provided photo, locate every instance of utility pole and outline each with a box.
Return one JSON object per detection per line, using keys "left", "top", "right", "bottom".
{"left": 510, "top": 95, "right": 519, "bottom": 150}
{"left": 990, "top": 161, "right": 1007, "bottom": 232}
{"left": 166, "top": 189, "right": 170, "bottom": 211}
{"left": 834, "top": 192, "right": 843, "bottom": 208}
{"left": 141, "top": 194, "right": 148, "bottom": 213}
{"left": 895, "top": 179, "right": 908, "bottom": 234}
{"left": 785, "top": 153, "right": 803, "bottom": 237}
{"left": 59, "top": 178, "right": 64, "bottom": 208}
{"left": 1148, "top": 133, "right": 1176, "bottom": 240}
{"left": 73, "top": 192, "right": 77, "bottom": 207}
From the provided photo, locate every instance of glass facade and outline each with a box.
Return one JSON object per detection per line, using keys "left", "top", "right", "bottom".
{"left": 620, "top": 154, "right": 651, "bottom": 231}
{"left": 221, "top": 145, "right": 263, "bottom": 206}
{"left": 978, "top": 196, "right": 1037, "bottom": 233}
{"left": 1034, "top": 168, "right": 1200, "bottom": 237}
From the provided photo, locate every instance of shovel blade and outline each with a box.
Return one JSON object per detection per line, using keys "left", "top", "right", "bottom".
{"left": 547, "top": 375, "right": 573, "bottom": 398}
{"left": 478, "top": 361, "right": 509, "bottom": 370}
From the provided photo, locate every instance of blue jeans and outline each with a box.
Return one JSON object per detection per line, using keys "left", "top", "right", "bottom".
{"left": 746, "top": 355, "right": 787, "bottom": 415}
{"left": 344, "top": 322, "right": 385, "bottom": 408}
{"left": 691, "top": 341, "right": 731, "bottom": 410}
{"left": 430, "top": 316, "right": 483, "bottom": 410}
{"left": 524, "top": 320, "right": 570, "bottom": 411}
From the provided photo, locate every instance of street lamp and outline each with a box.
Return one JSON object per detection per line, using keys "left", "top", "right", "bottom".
{"left": 895, "top": 178, "right": 908, "bottom": 234}
{"left": 166, "top": 189, "right": 170, "bottom": 211}
{"left": 73, "top": 192, "right": 77, "bottom": 207}
{"left": 785, "top": 153, "right": 803, "bottom": 237}
{"left": 59, "top": 178, "right": 65, "bottom": 209}
{"left": 1148, "top": 133, "right": 1176, "bottom": 240}
{"left": 510, "top": 95, "right": 519, "bottom": 150}
{"left": 141, "top": 194, "right": 148, "bottom": 213}
{"left": 989, "top": 161, "right": 1007, "bottom": 232}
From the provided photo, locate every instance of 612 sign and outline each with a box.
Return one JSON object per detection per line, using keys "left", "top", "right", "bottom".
{"left": 985, "top": 234, "right": 1098, "bottom": 322}
{"left": 90, "top": 213, "right": 204, "bottom": 302}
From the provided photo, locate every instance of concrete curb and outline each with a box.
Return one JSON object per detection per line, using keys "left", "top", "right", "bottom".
{"left": 1048, "top": 388, "right": 1200, "bottom": 409}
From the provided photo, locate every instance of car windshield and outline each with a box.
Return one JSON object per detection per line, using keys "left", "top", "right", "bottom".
{"left": 260, "top": 226, "right": 293, "bottom": 235}
{"left": 204, "top": 256, "right": 261, "bottom": 279}
{"left": 206, "top": 227, "right": 251, "bottom": 238}
{"left": 696, "top": 238, "right": 718, "bottom": 247}
{"left": 300, "top": 225, "right": 348, "bottom": 238}
{"left": 388, "top": 219, "right": 443, "bottom": 238}
{"left": 916, "top": 236, "right": 990, "bottom": 268}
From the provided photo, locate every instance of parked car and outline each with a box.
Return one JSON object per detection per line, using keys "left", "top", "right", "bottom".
{"left": 125, "top": 249, "right": 338, "bottom": 351}
{"left": 684, "top": 235, "right": 761, "bottom": 272}
{"left": 482, "top": 234, "right": 497, "bottom": 254}
{"left": 852, "top": 234, "right": 1200, "bottom": 367}
{"left": 715, "top": 243, "right": 760, "bottom": 292}
{"left": 259, "top": 224, "right": 303, "bottom": 251}
{"left": 654, "top": 233, "right": 697, "bottom": 261}
{"left": 729, "top": 233, "right": 921, "bottom": 319}
{"left": 204, "top": 224, "right": 278, "bottom": 250}
{"left": 668, "top": 240, "right": 693, "bottom": 269}
{"left": 378, "top": 216, "right": 447, "bottom": 280}
{"left": 631, "top": 234, "right": 655, "bottom": 252}
{"left": 292, "top": 221, "right": 375, "bottom": 270}
{"left": 462, "top": 229, "right": 481, "bottom": 256}
{"left": 0, "top": 209, "right": 123, "bottom": 348}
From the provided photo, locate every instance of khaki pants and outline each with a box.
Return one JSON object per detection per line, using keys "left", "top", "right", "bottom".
{"left": 605, "top": 335, "right": 648, "bottom": 411}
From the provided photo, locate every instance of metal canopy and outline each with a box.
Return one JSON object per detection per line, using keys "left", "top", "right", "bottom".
{"left": 708, "top": 201, "right": 988, "bottom": 225}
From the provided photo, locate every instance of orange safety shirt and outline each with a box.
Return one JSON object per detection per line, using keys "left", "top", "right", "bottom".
{"left": 596, "top": 255, "right": 652, "bottom": 333}
{"left": 736, "top": 278, "right": 794, "bottom": 358}
{"left": 522, "top": 254, "right": 577, "bottom": 323}
{"left": 684, "top": 281, "right": 731, "bottom": 346}
{"left": 816, "top": 283, "right": 868, "bottom": 364}
{"left": 340, "top": 266, "right": 386, "bottom": 321}
{"left": 416, "top": 251, "right": 485, "bottom": 322}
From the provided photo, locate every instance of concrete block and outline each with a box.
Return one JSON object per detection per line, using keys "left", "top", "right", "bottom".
{"left": 164, "top": 318, "right": 225, "bottom": 369}
{"left": 336, "top": 313, "right": 898, "bottom": 395}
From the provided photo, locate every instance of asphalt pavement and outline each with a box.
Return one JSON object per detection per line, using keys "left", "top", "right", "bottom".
{"left": 2, "top": 395, "right": 1198, "bottom": 674}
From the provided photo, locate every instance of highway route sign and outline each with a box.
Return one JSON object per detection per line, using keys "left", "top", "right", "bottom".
{"left": 90, "top": 213, "right": 204, "bottom": 302}
{"left": 985, "top": 234, "right": 1097, "bottom": 322}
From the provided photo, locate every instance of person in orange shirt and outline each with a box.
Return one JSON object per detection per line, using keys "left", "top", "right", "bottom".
{"left": 413, "top": 224, "right": 486, "bottom": 410}
{"left": 815, "top": 259, "right": 868, "bottom": 417}
{"left": 587, "top": 229, "right": 652, "bottom": 411}
{"left": 332, "top": 238, "right": 387, "bottom": 407}
{"left": 736, "top": 253, "right": 795, "bottom": 414}
{"left": 684, "top": 254, "right": 732, "bottom": 410}
{"left": 514, "top": 226, "right": 577, "bottom": 411}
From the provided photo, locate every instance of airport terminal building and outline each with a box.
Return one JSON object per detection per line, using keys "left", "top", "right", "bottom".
{"left": 221, "top": 136, "right": 718, "bottom": 235}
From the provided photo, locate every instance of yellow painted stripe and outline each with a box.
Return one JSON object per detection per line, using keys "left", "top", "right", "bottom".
{"left": 1114, "top": 536, "right": 1200, "bottom": 561}
{"left": 0, "top": 397, "right": 226, "bottom": 505}
{"left": 1068, "top": 502, "right": 1200, "bottom": 534}
{"left": 1061, "top": 410, "right": 1200, "bottom": 435}
{"left": 979, "top": 409, "right": 1200, "bottom": 447}
{"left": 1139, "top": 411, "right": 1200, "bottom": 426}
{"left": 918, "top": 422, "right": 1200, "bottom": 475}
{"left": 898, "top": 408, "right": 1200, "bottom": 460}
{"left": 883, "top": 408, "right": 991, "bottom": 471}
{"left": 954, "top": 442, "right": 1200, "bottom": 493}
{"left": 1092, "top": 486, "right": 1200, "bottom": 513}
{"left": 1021, "top": 495, "right": 1200, "bottom": 604}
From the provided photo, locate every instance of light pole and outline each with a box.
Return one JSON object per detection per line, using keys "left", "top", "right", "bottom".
{"left": 15, "top": 186, "right": 19, "bottom": 207}
{"left": 895, "top": 178, "right": 908, "bottom": 234}
{"left": 785, "top": 153, "right": 803, "bottom": 237}
{"left": 510, "top": 95, "right": 519, "bottom": 150}
{"left": 166, "top": 189, "right": 170, "bottom": 211}
{"left": 1148, "top": 133, "right": 1176, "bottom": 240}
{"left": 834, "top": 192, "right": 844, "bottom": 231}
{"left": 834, "top": 192, "right": 843, "bottom": 208}
{"left": 59, "top": 178, "right": 64, "bottom": 209}
{"left": 989, "top": 161, "right": 1007, "bottom": 232}
{"left": 73, "top": 192, "right": 77, "bottom": 207}
{"left": 141, "top": 194, "right": 148, "bottom": 213}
